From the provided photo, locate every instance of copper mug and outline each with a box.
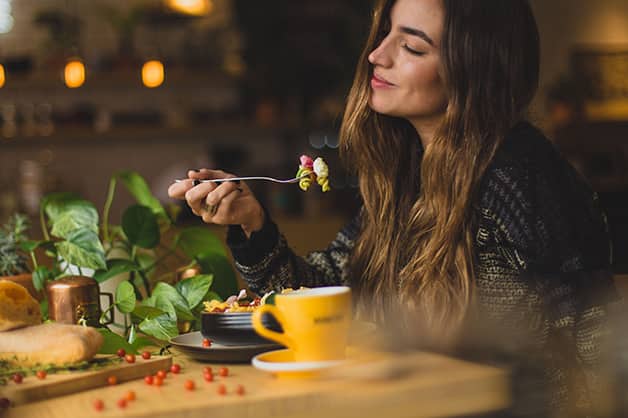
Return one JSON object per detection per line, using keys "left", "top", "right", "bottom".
{"left": 46, "top": 276, "right": 114, "bottom": 327}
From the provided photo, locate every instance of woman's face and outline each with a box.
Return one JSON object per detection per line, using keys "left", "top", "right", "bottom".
{"left": 368, "top": 0, "right": 447, "bottom": 127}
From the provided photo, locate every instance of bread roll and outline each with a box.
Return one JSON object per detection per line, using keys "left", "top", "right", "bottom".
{"left": 0, "top": 279, "right": 42, "bottom": 332}
{"left": 0, "top": 323, "right": 103, "bottom": 366}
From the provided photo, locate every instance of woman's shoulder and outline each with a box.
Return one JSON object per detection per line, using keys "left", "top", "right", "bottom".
{"left": 476, "top": 121, "right": 610, "bottom": 273}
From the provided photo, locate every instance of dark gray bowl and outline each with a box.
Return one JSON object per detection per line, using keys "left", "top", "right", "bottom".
{"left": 201, "top": 311, "right": 283, "bottom": 346}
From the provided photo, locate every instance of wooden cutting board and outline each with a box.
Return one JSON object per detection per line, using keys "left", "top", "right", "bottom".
{"left": 0, "top": 355, "right": 172, "bottom": 406}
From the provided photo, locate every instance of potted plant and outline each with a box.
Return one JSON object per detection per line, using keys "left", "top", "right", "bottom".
{"left": 0, "top": 214, "right": 41, "bottom": 300}
{"left": 28, "top": 171, "right": 238, "bottom": 353}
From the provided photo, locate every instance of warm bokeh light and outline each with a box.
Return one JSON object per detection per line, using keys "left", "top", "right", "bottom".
{"left": 165, "top": 0, "right": 213, "bottom": 16}
{"left": 141, "top": 60, "right": 165, "bottom": 88}
{"left": 64, "top": 60, "right": 85, "bottom": 88}
{"left": 0, "top": 64, "right": 5, "bottom": 88}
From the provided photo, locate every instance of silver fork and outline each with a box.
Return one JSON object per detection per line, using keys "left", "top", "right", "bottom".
{"left": 175, "top": 173, "right": 311, "bottom": 185}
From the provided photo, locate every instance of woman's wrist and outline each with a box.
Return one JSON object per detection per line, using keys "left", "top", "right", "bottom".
{"left": 241, "top": 204, "right": 265, "bottom": 238}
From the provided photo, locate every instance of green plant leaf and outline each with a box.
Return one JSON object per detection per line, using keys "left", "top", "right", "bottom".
{"left": 50, "top": 206, "right": 99, "bottom": 238}
{"left": 41, "top": 192, "right": 86, "bottom": 223}
{"left": 55, "top": 228, "right": 107, "bottom": 270}
{"left": 122, "top": 205, "right": 160, "bottom": 249}
{"left": 93, "top": 259, "right": 138, "bottom": 283}
{"left": 131, "top": 337, "right": 156, "bottom": 351}
{"left": 150, "top": 282, "right": 194, "bottom": 321}
{"left": 32, "top": 266, "right": 50, "bottom": 292}
{"left": 128, "top": 323, "right": 137, "bottom": 344}
{"left": 131, "top": 305, "right": 166, "bottom": 321}
{"left": 20, "top": 240, "right": 48, "bottom": 253}
{"left": 174, "top": 274, "right": 213, "bottom": 310}
{"left": 96, "top": 328, "right": 136, "bottom": 354}
{"left": 135, "top": 252, "right": 156, "bottom": 277}
{"left": 115, "top": 281, "right": 136, "bottom": 313}
{"left": 139, "top": 314, "right": 179, "bottom": 341}
{"left": 176, "top": 227, "right": 227, "bottom": 258}
{"left": 197, "top": 253, "right": 238, "bottom": 300}
{"left": 114, "top": 171, "right": 169, "bottom": 222}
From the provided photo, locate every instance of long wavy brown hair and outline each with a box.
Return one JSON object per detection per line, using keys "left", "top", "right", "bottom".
{"left": 340, "top": 0, "right": 540, "bottom": 339}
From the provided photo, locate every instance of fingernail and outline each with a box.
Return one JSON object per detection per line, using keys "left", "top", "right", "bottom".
{"left": 193, "top": 180, "right": 201, "bottom": 186}
{"left": 188, "top": 168, "right": 200, "bottom": 173}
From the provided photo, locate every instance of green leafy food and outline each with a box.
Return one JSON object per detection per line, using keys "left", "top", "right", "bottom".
{"left": 115, "top": 281, "right": 136, "bottom": 314}
{"left": 175, "top": 274, "right": 213, "bottom": 310}
{"left": 122, "top": 205, "right": 160, "bottom": 249}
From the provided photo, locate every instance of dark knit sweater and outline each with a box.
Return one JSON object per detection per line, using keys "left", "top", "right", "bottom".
{"left": 227, "top": 121, "right": 618, "bottom": 414}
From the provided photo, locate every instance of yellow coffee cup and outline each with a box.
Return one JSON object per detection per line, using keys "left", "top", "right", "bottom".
{"left": 252, "top": 286, "right": 352, "bottom": 362}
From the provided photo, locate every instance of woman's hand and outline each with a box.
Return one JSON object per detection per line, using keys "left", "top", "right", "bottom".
{"left": 168, "top": 169, "right": 264, "bottom": 237}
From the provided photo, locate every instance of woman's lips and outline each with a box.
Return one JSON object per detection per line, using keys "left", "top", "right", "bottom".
{"left": 371, "top": 73, "right": 395, "bottom": 89}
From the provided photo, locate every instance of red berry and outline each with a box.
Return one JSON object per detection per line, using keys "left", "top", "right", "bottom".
{"left": 235, "top": 384, "right": 245, "bottom": 396}
{"left": 217, "top": 384, "right": 227, "bottom": 395}
{"left": 36, "top": 370, "right": 47, "bottom": 380}
{"left": 156, "top": 369, "right": 167, "bottom": 379}
{"left": 107, "top": 375, "right": 118, "bottom": 386}
{"left": 116, "top": 348, "right": 126, "bottom": 357}
{"left": 12, "top": 373, "right": 23, "bottom": 384}
{"left": 117, "top": 398, "right": 127, "bottom": 409}
{"left": 202, "top": 366, "right": 212, "bottom": 375}
{"left": 93, "top": 399, "right": 104, "bottom": 411}
{"left": 141, "top": 351, "right": 151, "bottom": 360}
{"left": 202, "top": 338, "right": 211, "bottom": 347}
{"left": 218, "top": 367, "right": 229, "bottom": 377}
{"left": 0, "top": 398, "right": 11, "bottom": 409}
{"left": 203, "top": 372, "right": 214, "bottom": 382}
{"left": 125, "top": 391, "right": 136, "bottom": 402}
{"left": 125, "top": 354, "right": 136, "bottom": 364}
{"left": 154, "top": 376, "right": 164, "bottom": 386}
{"left": 170, "top": 363, "right": 181, "bottom": 374}
{"left": 184, "top": 380, "right": 195, "bottom": 391}
{"left": 144, "top": 375, "right": 154, "bottom": 385}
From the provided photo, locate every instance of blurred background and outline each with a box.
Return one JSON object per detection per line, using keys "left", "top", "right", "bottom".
{"left": 0, "top": 0, "right": 627, "bottom": 274}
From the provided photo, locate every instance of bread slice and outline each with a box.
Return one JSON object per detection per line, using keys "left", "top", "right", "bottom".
{"left": 0, "top": 323, "right": 104, "bottom": 366}
{"left": 0, "top": 279, "right": 42, "bottom": 332}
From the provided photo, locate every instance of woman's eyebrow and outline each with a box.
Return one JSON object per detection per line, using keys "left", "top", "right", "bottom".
{"left": 398, "top": 25, "right": 435, "bottom": 46}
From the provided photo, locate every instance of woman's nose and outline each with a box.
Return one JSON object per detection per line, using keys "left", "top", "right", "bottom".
{"left": 368, "top": 37, "right": 393, "bottom": 67}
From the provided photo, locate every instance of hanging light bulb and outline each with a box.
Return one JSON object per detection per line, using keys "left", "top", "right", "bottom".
{"left": 64, "top": 59, "right": 85, "bottom": 88}
{"left": 165, "top": 0, "right": 213, "bottom": 16}
{"left": 142, "top": 60, "right": 165, "bottom": 88}
{"left": 0, "top": 64, "right": 5, "bottom": 88}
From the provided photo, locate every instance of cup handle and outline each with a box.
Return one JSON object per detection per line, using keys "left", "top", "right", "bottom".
{"left": 100, "top": 292, "right": 115, "bottom": 325}
{"left": 252, "top": 305, "right": 294, "bottom": 349}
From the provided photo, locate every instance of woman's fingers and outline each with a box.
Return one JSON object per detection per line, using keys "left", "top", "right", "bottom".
{"left": 202, "top": 186, "right": 244, "bottom": 224}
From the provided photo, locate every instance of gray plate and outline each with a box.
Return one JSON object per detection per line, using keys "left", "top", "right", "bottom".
{"left": 169, "top": 331, "right": 281, "bottom": 363}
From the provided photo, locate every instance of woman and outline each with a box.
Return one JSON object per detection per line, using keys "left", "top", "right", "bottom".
{"left": 169, "top": 0, "right": 617, "bottom": 415}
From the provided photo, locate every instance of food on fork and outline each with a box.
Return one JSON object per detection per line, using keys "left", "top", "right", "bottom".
{"left": 296, "top": 155, "right": 330, "bottom": 192}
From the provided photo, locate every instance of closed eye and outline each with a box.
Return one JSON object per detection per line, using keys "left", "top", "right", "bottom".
{"left": 402, "top": 43, "right": 425, "bottom": 56}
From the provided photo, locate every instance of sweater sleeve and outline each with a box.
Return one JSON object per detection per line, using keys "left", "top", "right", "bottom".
{"left": 476, "top": 156, "right": 619, "bottom": 416}
{"left": 226, "top": 209, "right": 360, "bottom": 295}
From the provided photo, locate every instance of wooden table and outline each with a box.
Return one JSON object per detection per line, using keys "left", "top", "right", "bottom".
{"left": 4, "top": 350, "right": 510, "bottom": 418}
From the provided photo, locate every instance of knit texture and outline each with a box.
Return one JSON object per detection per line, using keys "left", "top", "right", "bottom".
{"left": 227, "top": 122, "right": 618, "bottom": 415}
